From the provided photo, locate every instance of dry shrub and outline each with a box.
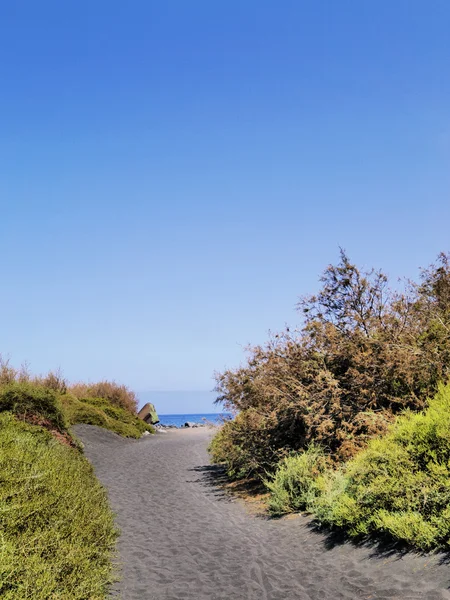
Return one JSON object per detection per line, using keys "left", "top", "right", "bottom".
{"left": 35, "top": 369, "right": 67, "bottom": 394}
{"left": 212, "top": 251, "right": 450, "bottom": 480}
{"left": 0, "top": 357, "right": 27, "bottom": 385}
{"left": 0, "top": 358, "right": 68, "bottom": 394}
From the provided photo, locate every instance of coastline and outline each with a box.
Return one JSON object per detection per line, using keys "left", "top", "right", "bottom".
{"left": 156, "top": 412, "right": 229, "bottom": 428}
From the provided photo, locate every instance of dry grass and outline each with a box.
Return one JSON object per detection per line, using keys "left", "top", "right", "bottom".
{"left": 70, "top": 380, "right": 138, "bottom": 413}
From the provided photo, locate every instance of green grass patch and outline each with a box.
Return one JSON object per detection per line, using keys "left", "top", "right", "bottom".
{"left": 62, "top": 395, "right": 154, "bottom": 438}
{"left": 0, "top": 413, "right": 117, "bottom": 599}
{"left": 0, "top": 382, "right": 68, "bottom": 433}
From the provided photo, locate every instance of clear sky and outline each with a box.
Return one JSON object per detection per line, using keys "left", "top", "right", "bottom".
{"left": 1, "top": 2, "right": 449, "bottom": 412}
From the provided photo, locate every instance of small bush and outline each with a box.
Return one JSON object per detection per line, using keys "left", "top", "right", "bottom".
{"left": 70, "top": 381, "right": 138, "bottom": 414}
{"left": 266, "top": 445, "right": 330, "bottom": 516}
{"left": 314, "top": 383, "right": 450, "bottom": 549}
{"left": 0, "top": 382, "right": 68, "bottom": 433}
{"left": 0, "top": 413, "right": 117, "bottom": 599}
{"left": 208, "top": 409, "right": 282, "bottom": 479}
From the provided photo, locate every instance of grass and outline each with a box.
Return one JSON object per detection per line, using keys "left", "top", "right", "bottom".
{"left": 62, "top": 394, "right": 154, "bottom": 439}
{"left": 0, "top": 382, "right": 68, "bottom": 433}
{"left": 0, "top": 413, "right": 117, "bottom": 599}
{"left": 0, "top": 371, "right": 154, "bottom": 598}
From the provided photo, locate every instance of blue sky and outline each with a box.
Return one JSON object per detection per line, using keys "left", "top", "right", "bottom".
{"left": 1, "top": 2, "right": 449, "bottom": 412}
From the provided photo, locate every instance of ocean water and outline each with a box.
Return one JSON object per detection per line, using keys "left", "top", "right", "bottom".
{"left": 158, "top": 413, "right": 230, "bottom": 427}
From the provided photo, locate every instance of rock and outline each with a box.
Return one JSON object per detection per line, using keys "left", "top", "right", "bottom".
{"left": 184, "top": 422, "right": 196, "bottom": 428}
{"left": 138, "top": 403, "right": 160, "bottom": 425}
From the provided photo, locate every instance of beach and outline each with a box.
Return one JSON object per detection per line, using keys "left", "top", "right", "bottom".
{"left": 75, "top": 425, "right": 450, "bottom": 600}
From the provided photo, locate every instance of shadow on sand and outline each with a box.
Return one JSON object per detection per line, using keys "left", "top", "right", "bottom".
{"left": 187, "top": 464, "right": 268, "bottom": 511}
{"left": 307, "top": 519, "right": 450, "bottom": 567}
{"left": 189, "top": 463, "right": 450, "bottom": 569}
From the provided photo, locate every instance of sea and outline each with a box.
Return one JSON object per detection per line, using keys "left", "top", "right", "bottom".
{"left": 138, "top": 391, "right": 231, "bottom": 428}
{"left": 157, "top": 413, "right": 231, "bottom": 428}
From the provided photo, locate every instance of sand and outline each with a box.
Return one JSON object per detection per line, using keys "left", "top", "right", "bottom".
{"left": 74, "top": 425, "right": 450, "bottom": 600}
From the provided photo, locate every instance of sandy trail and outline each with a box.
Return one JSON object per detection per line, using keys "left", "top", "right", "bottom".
{"left": 74, "top": 425, "right": 450, "bottom": 600}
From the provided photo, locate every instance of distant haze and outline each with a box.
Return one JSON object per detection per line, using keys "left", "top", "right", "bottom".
{"left": 137, "top": 391, "right": 220, "bottom": 415}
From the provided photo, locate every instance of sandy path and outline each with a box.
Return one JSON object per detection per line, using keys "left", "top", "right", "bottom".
{"left": 74, "top": 425, "right": 450, "bottom": 600}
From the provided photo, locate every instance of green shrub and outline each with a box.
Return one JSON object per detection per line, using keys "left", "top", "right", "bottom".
{"left": 62, "top": 395, "right": 154, "bottom": 438}
{"left": 0, "top": 382, "right": 68, "bottom": 433}
{"left": 314, "top": 383, "right": 450, "bottom": 549}
{"left": 0, "top": 413, "right": 117, "bottom": 599}
{"left": 266, "top": 445, "right": 330, "bottom": 515}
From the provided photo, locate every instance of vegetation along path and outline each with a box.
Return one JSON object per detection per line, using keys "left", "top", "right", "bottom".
{"left": 75, "top": 425, "right": 450, "bottom": 600}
